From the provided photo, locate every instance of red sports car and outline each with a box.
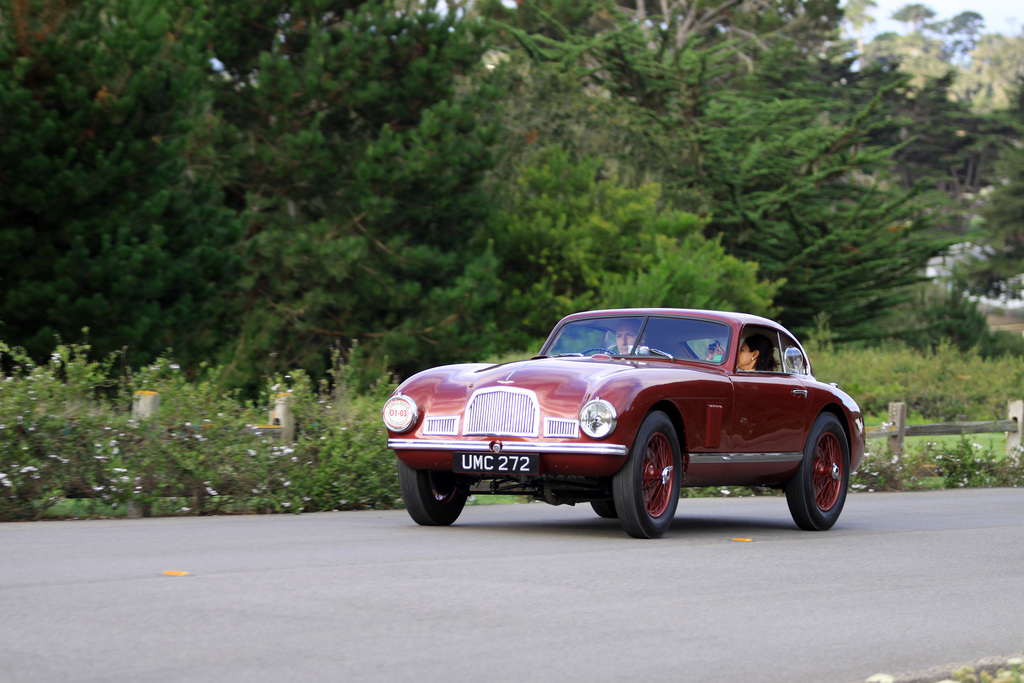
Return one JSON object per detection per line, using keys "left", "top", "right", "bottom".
{"left": 383, "top": 309, "right": 865, "bottom": 538}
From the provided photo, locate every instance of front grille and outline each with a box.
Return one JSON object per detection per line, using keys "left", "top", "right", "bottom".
{"left": 423, "top": 416, "right": 460, "bottom": 436}
{"left": 463, "top": 388, "right": 539, "bottom": 437}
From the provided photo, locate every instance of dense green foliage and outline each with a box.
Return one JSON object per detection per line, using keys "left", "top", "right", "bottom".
{"left": 0, "top": 0, "right": 241, "bottom": 369}
{"left": 480, "top": 3, "right": 953, "bottom": 341}
{"left": 202, "top": 0, "right": 504, "bottom": 385}
{"left": 2, "top": 0, "right": 1024, "bottom": 391}
{"left": 487, "top": 147, "right": 778, "bottom": 348}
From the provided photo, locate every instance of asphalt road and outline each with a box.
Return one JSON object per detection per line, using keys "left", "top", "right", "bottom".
{"left": 2, "top": 488, "right": 1023, "bottom": 683}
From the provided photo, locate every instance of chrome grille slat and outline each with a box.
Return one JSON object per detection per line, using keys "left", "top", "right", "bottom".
{"left": 464, "top": 388, "right": 539, "bottom": 437}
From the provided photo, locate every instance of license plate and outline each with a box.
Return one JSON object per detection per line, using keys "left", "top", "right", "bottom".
{"left": 453, "top": 452, "right": 539, "bottom": 475}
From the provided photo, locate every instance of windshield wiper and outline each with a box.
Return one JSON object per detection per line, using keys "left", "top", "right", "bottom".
{"left": 637, "top": 346, "right": 674, "bottom": 360}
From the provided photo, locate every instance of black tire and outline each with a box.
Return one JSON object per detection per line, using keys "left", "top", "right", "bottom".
{"left": 613, "top": 411, "right": 682, "bottom": 538}
{"left": 590, "top": 499, "right": 618, "bottom": 519}
{"left": 397, "top": 461, "right": 469, "bottom": 526}
{"left": 785, "top": 413, "right": 850, "bottom": 531}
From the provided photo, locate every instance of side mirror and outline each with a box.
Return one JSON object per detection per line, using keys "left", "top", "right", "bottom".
{"left": 784, "top": 346, "right": 806, "bottom": 374}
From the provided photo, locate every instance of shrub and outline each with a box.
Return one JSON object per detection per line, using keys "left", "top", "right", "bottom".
{"left": 0, "top": 340, "right": 399, "bottom": 521}
{"left": 0, "top": 341, "right": 124, "bottom": 520}
{"left": 808, "top": 340, "right": 1024, "bottom": 422}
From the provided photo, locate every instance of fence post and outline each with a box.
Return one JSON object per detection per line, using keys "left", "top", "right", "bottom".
{"left": 269, "top": 393, "right": 295, "bottom": 442}
{"left": 132, "top": 390, "right": 160, "bottom": 420}
{"left": 1008, "top": 400, "right": 1023, "bottom": 459}
{"left": 128, "top": 391, "right": 159, "bottom": 519}
{"left": 888, "top": 402, "right": 907, "bottom": 459}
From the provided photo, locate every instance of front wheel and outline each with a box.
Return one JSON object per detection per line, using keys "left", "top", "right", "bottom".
{"left": 613, "top": 411, "right": 681, "bottom": 538}
{"left": 590, "top": 499, "right": 618, "bottom": 519}
{"left": 785, "top": 413, "right": 850, "bottom": 531}
{"left": 397, "top": 461, "right": 469, "bottom": 526}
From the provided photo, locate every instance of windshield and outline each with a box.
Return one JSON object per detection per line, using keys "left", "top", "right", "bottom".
{"left": 542, "top": 315, "right": 732, "bottom": 364}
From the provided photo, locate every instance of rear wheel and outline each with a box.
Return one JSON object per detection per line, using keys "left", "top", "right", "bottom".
{"left": 613, "top": 412, "right": 681, "bottom": 538}
{"left": 785, "top": 413, "right": 850, "bottom": 531}
{"left": 397, "top": 461, "right": 469, "bottom": 526}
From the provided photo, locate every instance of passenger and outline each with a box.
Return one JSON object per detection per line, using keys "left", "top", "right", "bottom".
{"left": 737, "top": 333, "right": 778, "bottom": 372}
{"left": 705, "top": 340, "right": 725, "bottom": 362}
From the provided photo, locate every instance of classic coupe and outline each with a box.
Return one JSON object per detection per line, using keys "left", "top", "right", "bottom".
{"left": 383, "top": 309, "right": 865, "bottom": 538}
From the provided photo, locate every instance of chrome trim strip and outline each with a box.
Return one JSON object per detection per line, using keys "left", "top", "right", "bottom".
{"left": 387, "top": 439, "right": 628, "bottom": 456}
{"left": 689, "top": 452, "right": 804, "bottom": 464}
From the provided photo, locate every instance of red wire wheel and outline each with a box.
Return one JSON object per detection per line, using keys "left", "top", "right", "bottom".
{"left": 786, "top": 413, "right": 850, "bottom": 531}
{"left": 812, "top": 431, "right": 844, "bottom": 512}
{"left": 613, "top": 411, "right": 681, "bottom": 539}
{"left": 642, "top": 432, "right": 675, "bottom": 518}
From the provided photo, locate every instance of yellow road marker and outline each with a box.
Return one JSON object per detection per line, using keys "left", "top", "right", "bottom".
{"left": 162, "top": 570, "right": 190, "bottom": 576}
{"left": 731, "top": 538, "right": 753, "bottom": 542}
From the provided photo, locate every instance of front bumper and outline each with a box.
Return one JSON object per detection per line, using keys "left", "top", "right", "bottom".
{"left": 387, "top": 438, "right": 628, "bottom": 456}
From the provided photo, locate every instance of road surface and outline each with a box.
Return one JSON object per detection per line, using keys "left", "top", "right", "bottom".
{"left": 2, "top": 488, "right": 1022, "bottom": 682}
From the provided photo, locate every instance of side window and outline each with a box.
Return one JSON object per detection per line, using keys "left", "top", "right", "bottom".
{"left": 739, "top": 326, "right": 781, "bottom": 372}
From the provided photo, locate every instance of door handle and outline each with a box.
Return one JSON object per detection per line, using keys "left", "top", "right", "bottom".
{"left": 792, "top": 389, "right": 808, "bottom": 398}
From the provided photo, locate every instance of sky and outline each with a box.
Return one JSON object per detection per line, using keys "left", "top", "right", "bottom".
{"left": 860, "top": 0, "right": 1022, "bottom": 37}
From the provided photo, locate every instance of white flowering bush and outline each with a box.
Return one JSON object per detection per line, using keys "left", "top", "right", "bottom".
{"left": 0, "top": 341, "right": 121, "bottom": 519}
{"left": 935, "top": 436, "right": 1024, "bottom": 489}
{"left": 264, "top": 354, "right": 401, "bottom": 512}
{"left": 0, "top": 340, "right": 400, "bottom": 520}
{"left": 851, "top": 436, "right": 1024, "bottom": 493}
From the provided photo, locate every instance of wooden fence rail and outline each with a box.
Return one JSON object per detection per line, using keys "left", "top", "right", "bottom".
{"left": 865, "top": 400, "right": 1023, "bottom": 458}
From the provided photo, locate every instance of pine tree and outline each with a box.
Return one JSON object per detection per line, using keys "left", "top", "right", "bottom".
{"left": 973, "top": 80, "right": 1024, "bottom": 297}
{"left": 0, "top": 0, "right": 241, "bottom": 367}
{"left": 201, "top": 1, "right": 502, "bottom": 385}
{"left": 490, "top": 7, "right": 949, "bottom": 342}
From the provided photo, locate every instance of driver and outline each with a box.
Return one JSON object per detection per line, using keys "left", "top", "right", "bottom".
{"left": 609, "top": 320, "right": 639, "bottom": 355}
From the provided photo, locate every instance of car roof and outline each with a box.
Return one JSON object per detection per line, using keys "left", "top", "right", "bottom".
{"left": 558, "top": 308, "right": 786, "bottom": 331}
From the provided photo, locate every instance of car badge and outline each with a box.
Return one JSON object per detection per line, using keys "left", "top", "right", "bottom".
{"left": 497, "top": 380, "right": 515, "bottom": 385}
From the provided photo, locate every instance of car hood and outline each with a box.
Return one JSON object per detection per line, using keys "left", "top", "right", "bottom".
{"left": 398, "top": 357, "right": 668, "bottom": 419}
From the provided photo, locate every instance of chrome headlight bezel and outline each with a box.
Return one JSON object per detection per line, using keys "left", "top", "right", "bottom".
{"left": 579, "top": 399, "right": 617, "bottom": 439}
{"left": 382, "top": 394, "right": 419, "bottom": 433}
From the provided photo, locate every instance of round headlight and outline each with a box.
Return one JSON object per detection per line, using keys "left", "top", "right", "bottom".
{"left": 383, "top": 394, "right": 419, "bottom": 433}
{"left": 579, "top": 399, "right": 617, "bottom": 439}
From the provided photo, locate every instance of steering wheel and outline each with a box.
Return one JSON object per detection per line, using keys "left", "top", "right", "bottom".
{"left": 582, "top": 347, "right": 611, "bottom": 356}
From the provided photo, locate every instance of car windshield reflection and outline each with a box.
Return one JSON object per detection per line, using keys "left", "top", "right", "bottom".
{"left": 544, "top": 316, "right": 732, "bottom": 364}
